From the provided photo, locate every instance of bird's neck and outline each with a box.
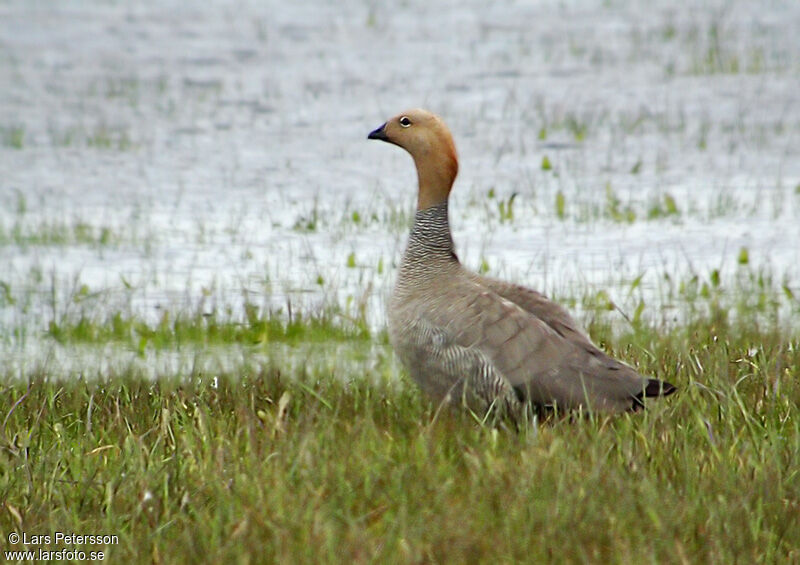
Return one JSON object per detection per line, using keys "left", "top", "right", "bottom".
{"left": 393, "top": 203, "right": 458, "bottom": 299}
{"left": 404, "top": 202, "right": 457, "bottom": 263}
{"left": 414, "top": 149, "right": 458, "bottom": 211}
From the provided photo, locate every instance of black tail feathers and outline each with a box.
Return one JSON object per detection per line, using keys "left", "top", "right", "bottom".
{"left": 631, "top": 379, "right": 677, "bottom": 411}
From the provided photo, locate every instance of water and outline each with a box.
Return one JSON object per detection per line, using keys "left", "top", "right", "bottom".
{"left": 1, "top": 0, "right": 799, "bottom": 375}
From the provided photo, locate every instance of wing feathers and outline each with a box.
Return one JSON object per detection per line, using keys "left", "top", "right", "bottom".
{"left": 420, "top": 275, "right": 673, "bottom": 412}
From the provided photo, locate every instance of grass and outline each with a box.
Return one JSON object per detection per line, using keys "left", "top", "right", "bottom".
{"left": 647, "top": 193, "right": 680, "bottom": 220}
{"left": 1, "top": 126, "right": 24, "bottom": 149}
{"left": 44, "top": 305, "right": 374, "bottom": 351}
{"left": 0, "top": 221, "right": 117, "bottom": 248}
{"left": 1, "top": 307, "right": 799, "bottom": 563}
{"left": 86, "top": 125, "right": 133, "bottom": 151}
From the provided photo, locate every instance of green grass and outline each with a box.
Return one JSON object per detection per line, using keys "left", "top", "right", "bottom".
{"left": 647, "top": 193, "right": 680, "bottom": 220}
{"left": 44, "top": 305, "right": 373, "bottom": 351}
{"left": 0, "top": 221, "right": 117, "bottom": 248}
{"left": 86, "top": 125, "right": 133, "bottom": 151}
{"left": 1, "top": 125, "right": 25, "bottom": 149}
{"left": 2, "top": 306, "right": 799, "bottom": 563}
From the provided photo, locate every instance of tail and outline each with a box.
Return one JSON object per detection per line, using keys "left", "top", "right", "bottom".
{"left": 631, "top": 379, "right": 677, "bottom": 411}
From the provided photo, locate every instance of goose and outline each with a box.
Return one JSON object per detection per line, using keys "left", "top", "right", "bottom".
{"left": 368, "top": 109, "right": 675, "bottom": 421}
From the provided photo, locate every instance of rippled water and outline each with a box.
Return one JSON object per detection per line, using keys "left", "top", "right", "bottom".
{"left": 1, "top": 0, "right": 799, "bottom": 374}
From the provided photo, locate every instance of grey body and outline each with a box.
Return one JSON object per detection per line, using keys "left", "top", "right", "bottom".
{"left": 388, "top": 203, "right": 672, "bottom": 418}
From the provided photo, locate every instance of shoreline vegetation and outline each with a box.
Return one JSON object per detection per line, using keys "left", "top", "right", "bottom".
{"left": 2, "top": 271, "right": 799, "bottom": 563}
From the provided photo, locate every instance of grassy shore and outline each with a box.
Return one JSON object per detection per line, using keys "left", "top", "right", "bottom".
{"left": 2, "top": 294, "right": 799, "bottom": 564}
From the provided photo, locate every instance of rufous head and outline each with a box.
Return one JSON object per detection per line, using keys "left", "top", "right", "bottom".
{"left": 368, "top": 109, "right": 459, "bottom": 210}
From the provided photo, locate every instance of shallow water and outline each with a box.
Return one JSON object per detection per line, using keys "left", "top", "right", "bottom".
{"left": 1, "top": 0, "right": 799, "bottom": 375}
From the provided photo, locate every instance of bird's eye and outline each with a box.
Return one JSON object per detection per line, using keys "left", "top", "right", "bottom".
{"left": 399, "top": 116, "right": 412, "bottom": 127}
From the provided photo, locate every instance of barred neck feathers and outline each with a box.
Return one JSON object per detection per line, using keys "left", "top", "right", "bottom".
{"left": 407, "top": 202, "right": 455, "bottom": 258}
{"left": 394, "top": 202, "right": 458, "bottom": 295}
